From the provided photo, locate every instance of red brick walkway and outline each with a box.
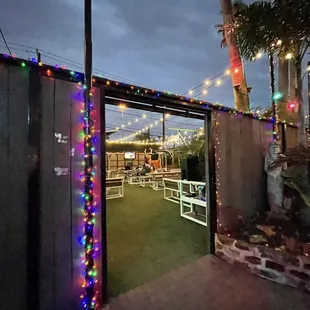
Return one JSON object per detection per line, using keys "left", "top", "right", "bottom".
{"left": 108, "top": 255, "right": 310, "bottom": 310}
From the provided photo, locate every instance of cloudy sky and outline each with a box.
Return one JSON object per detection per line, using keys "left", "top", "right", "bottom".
{"left": 0, "top": 0, "right": 307, "bottom": 139}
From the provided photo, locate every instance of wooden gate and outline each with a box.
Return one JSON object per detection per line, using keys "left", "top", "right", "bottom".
{"left": 0, "top": 63, "right": 102, "bottom": 310}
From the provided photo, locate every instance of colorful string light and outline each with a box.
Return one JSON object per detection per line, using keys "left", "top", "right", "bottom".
{"left": 0, "top": 53, "right": 300, "bottom": 128}
{"left": 79, "top": 84, "right": 98, "bottom": 309}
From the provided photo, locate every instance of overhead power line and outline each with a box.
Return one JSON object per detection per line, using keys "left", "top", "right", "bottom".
{"left": 0, "top": 29, "right": 12, "bottom": 56}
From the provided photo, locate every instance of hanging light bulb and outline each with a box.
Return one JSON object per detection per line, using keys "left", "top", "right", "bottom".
{"left": 202, "top": 89, "right": 208, "bottom": 95}
{"left": 225, "top": 69, "right": 231, "bottom": 75}
{"left": 118, "top": 104, "right": 126, "bottom": 118}
{"left": 285, "top": 53, "right": 293, "bottom": 60}
{"left": 204, "top": 79, "right": 211, "bottom": 85}
{"left": 288, "top": 101, "right": 297, "bottom": 110}
{"left": 272, "top": 92, "right": 283, "bottom": 100}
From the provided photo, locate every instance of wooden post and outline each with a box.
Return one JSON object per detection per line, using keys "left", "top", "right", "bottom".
{"left": 84, "top": 0, "right": 92, "bottom": 96}
{"left": 36, "top": 49, "right": 41, "bottom": 63}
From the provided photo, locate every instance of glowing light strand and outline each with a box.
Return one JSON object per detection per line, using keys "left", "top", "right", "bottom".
{"left": 0, "top": 53, "right": 299, "bottom": 127}
{"left": 113, "top": 114, "right": 171, "bottom": 142}
{"left": 115, "top": 112, "right": 148, "bottom": 132}
{"left": 214, "top": 111, "right": 230, "bottom": 237}
{"left": 214, "top": 111, "right": 223, "bottom": 233}
{"left": 80, "top": 86, "right": 98, "bottom": 310}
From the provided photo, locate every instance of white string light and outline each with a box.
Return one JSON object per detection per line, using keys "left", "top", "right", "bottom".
{"left": 111, "top": 114, "right": 171, "bottom": 143}
{"left": 114, "top": 111, "right": 148, "bottom": 131}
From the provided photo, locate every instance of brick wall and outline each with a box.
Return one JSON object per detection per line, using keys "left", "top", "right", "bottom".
{"left": 216, "top": 234, "right": 310, "bottom": 292}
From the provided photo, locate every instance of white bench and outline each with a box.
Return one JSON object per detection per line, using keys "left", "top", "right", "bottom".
{"left": 150, "top": 171, "right": 181, "bottom": 191}
{"left": 139, "top": 174, "right": 153, "bottom": 187}
{"left": 163, "top": 178, "right": 180, "bottom": 203}
{"left": 106, "top": 177, "right": 124, "bottom": 199}
{"left": 179, "top": 180, "right": 207, "bottom": 226}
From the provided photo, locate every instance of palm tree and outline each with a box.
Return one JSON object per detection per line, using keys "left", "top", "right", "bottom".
{"left": 218, "top": 1, "right": 280, "bottom": 138}
{"left": 219, "top": 0, "right": 250, "bottom": 112}
{"left": 232, "top": 0, "right": 310, "bottom": 144}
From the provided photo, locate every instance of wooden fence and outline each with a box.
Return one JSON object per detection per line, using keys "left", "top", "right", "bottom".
{"left": 0, "top": 64, "right": 102, "bottom": 310}
{"left": 0, "top": 59, "right": 301, "bottom": 309}
{"left": 215, "top": 111, "right": 298, "bottom": 217}
{"left": 106, "top": 152, "right": 146, "bottom": 170}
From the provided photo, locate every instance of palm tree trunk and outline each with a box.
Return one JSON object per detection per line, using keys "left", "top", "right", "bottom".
{"left": 220, "top": 0, "right": 250, "bottom": 112}
{"left": 269, "top": 53, "right": 278, "bottom": 141}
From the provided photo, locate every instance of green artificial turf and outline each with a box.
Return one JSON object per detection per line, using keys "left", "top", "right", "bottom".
{"left": 107, "top": 184, "right": 208, "bottom": 297}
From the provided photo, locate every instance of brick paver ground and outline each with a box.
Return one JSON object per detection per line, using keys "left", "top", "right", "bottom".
{"left": 108, "top": 255, "right": 310, "bottom": 310}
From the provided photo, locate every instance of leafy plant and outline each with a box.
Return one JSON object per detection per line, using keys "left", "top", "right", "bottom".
{"left": 275, "top": 145, "right": 310, "bottom": 208}
{"left": 282, "top": 165, "right": 310, "bottom": 208}
{"left": 217, "top": 0, "right": 310, "bottom": 143}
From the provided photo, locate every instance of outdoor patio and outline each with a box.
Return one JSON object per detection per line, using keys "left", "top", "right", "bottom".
{"left": 108, "top": 255, "right": 310, "bottom": 310}
{"left": 107, "top": 183, "right": 208, "bottom": 297}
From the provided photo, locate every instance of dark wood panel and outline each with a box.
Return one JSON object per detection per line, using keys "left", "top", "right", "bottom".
{"left": 0, "top": 64, "right": 10, "bottom": 310}
{"left": 240, "top": 116, "right": 254, "bottom": 216}
{"left": 27, "top": 68, "right": 42, "bottom": 310}
{"left": 54, "top": 79, "right": 72, "bottom": 310}
{"left": 40, "top": 76, "right": 56, "bottom": 310}
{"left": 70, "top": 84, "right": 84, "bottom": 310}
{"left": 215, "top": 114, "right": 275, "bottom": 218}
{"left": 7, "top": 65, "right": 29, "bottom": 310}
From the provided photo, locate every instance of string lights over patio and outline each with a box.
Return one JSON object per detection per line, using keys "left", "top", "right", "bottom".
{"left": 114, "top": 108, "right": 148, "bottom": 132}
{"left": 1, "top": 53, "right": 299, "bottom": 127}
{"left": 186, "top": 69, "right": 230, "bottom": 98}
{"left": 185, "top": 50, "right": 267, "bottom": 99}
{"left": 111, "top": 114, "right": 171, "bottom": 143}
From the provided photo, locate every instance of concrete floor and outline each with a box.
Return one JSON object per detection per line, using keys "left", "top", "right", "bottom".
{"left": 108, "top": 255, "right": 310, "bottom": 310}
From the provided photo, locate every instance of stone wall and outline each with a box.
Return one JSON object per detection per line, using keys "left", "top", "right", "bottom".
{"left": 216, "top": 234, "right": 310, "bottom": 292}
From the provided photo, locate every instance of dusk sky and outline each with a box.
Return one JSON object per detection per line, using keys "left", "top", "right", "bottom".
{"left": 1, "top": 0, "right": 307, "bottom": 139}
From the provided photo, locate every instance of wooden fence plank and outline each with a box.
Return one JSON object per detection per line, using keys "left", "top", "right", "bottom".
{"left": 54, "top": 79, "right": 72, "bottom": 310}
{"left": 6, "top": 65, "right": 28, "bottom": 310}
{"left": 70, "top": 85, "right": 84, "bottom": 310}
{"left": 40, "top": 76, "right": 56, "bottom": 310}
{"left": 27, "top": 68, "right": 42, "bottom": 310}
{"left": 0, "top": 64, "right": 10, "bottom": 310}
